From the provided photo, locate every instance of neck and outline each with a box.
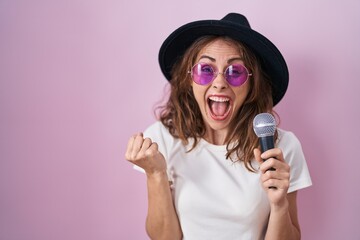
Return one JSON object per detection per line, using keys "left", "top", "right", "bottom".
{"left": 203, "top": 127, "right": 228, "bottom": 145}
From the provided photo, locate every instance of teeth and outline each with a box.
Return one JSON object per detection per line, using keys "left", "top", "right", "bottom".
{"left": 209, "top": 96, "right": 230, "bottom": 102}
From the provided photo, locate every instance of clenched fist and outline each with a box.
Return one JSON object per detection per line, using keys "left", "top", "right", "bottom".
{"left": 125, "top": 133, "right": 167, "bottom": 176}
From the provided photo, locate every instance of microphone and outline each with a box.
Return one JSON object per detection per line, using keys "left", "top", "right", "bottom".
{"left": 253, "top": 113, "right": 277, "bottom": 189}
{"left": 253, "top": 113, "right": 276, "bottom": 153}
{"left": 253, "top": 113, "right": 277, "bottom": 185}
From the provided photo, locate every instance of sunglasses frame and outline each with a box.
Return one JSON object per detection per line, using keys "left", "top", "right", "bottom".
{"left": 188, "top": 62, "right": 252, "bottom": 87}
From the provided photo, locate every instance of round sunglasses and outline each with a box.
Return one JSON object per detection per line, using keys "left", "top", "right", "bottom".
{"left": 188, "top": 62, "right": 252, "bottom": 87}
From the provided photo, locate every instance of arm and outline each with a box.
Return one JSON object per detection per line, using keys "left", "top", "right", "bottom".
{"left": 265, "top": 191, "right": 300, "bottom": 240}
{"left": 125, "top": 133, "right": 182, "bottom": 240}
{"left": 146, "top": 172, "right": 182, "bottom": 240}
{"left": 254, "top": 148, "right": 301, "bottom": 240}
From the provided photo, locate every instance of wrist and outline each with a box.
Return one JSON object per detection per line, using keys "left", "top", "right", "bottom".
{"left": 270, "top": 198, "right": 289, "bottom": 213}
{"left": 146, "top": 170, "right": 168, "bottom": 180}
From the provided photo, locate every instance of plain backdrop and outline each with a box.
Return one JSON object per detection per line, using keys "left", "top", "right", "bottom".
{"left": 1, "top": 0, "right": 359, "bottom": 239}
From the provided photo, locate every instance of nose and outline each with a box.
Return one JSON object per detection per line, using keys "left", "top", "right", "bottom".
{"left": 211, "top": 72, "right": 228, "bottom": 89}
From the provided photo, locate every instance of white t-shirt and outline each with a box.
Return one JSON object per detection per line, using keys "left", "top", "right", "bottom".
{"left": 136, "top": 121, "right": 312, "bottom": 240}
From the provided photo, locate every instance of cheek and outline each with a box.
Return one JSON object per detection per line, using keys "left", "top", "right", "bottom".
{"left": 233, "top": 84, "right": 250, "bottom": 107}
{"left": 192, "top": 85, "right": 207, "bottom": 106}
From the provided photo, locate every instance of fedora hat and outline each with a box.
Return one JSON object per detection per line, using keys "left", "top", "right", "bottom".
{"left": 158, "top": 13, "right": 289, "bottom": 106}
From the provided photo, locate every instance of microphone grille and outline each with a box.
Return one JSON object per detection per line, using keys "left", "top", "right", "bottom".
{"left": 253, "top": 113, "right": 277, "bottom": 137}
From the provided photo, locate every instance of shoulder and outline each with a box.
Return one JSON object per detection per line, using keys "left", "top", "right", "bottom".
{"left": 277, "top": 128, "right": 302, "bottom": 150}
{"left": 143, "top": 121, "right": 176, "bottom": 159}
{"left": 143, "top": 121, "right": 172, "bottom": 140}
{"left": 144, "top": 121, "right": 167, "bottom": 134}
{"left": 276, "top": 128, "right": 305, "bottom": 165}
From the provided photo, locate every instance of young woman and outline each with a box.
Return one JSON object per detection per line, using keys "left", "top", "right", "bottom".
{"left": 125, "top": 13, "right": 312, "bottom": 240}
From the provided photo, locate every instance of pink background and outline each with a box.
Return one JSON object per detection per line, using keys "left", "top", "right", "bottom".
{"left": 1, "top": 0, "right": 359, "bottom": 239}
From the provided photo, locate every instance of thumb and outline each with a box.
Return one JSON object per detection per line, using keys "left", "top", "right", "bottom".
{"left": 253, "top": 148, "right": 263, "bottom": 165}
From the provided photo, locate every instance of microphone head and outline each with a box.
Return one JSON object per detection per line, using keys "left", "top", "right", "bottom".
{"left": 253, "top": 113, "right": 277, "bottom": 137}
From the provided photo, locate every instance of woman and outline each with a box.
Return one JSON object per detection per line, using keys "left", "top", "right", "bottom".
{"left": 125, "top": 13, "right": 312, "bottom": 240}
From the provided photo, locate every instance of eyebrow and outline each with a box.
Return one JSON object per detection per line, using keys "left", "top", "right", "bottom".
{"left": 198, "top": 55, "right": 244, "bottom": 63}
{"left": 198, "top": 55, "right": 216, "bottom": 62}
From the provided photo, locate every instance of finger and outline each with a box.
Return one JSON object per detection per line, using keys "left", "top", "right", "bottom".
{"left": 263, "top": 178, "right": 289, "bottom": 190}
{"left": 136, "top": 137, "right": 152, "bottom": 158}
{"left": 259, "top": 158, "right": 289, "bottom": 173}
{"left": 140, "top": 137, "right": 152, "bottom": 152}
{"left": 253, "top": 148, "right": 263, "bottom": 165}
{"left": 125, "top": 134, "right": 139, "bottom": 160}
{"left": 261, "top": 169, "right": 290, "bottom": 182}
{"left": 130, "top": 133, "right": 145, "bottom": 159}
{"left": 260, "top": 148, "right": 285, "bottom": 162}
{"left": 259, "top": 158, "right": 277, "bottom": 173}
{"left": 144, "top": 142, "right": 159, "bottom": 159}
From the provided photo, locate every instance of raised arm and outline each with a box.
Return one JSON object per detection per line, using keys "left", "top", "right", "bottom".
{"left": 125, "top": 133, "right": 182, "bottom": 240}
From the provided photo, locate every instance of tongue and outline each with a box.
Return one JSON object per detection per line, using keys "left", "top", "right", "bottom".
{"left": 210, "top": 101, "right": 228, "bottom": 116}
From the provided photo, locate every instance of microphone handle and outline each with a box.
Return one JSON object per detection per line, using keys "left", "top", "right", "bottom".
{"left": 259, "top": 135, "right": 276, "bottom": 176}
{"left": 256, "top": 127, "right": 276, "bottom": 189}
{"left": 259, "top": 135, "right": 275, "bottom": 153}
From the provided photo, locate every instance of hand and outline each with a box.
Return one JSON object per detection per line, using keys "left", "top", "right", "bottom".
{"left": 253, "top": 148, "right": 290, "bottom": 208}
{"left": 125, "top": 133, "right": 167, "bottom": 176}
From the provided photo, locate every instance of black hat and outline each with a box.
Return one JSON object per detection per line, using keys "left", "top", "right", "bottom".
{"left": 158, "top": 13, "right": 289, "bottom": 106}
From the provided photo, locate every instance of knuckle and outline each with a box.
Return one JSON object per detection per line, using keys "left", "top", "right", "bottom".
{"left": 266, "top": 158, "right": 275, "bottom": 166}
{"left": 145, "top": 149, "right": 156, "bottom": 158}
{"left": 134, "top": 133, "right": 144, "bottom": 141}
{"left": 282, "top": 181, "right": 290, "bottom": 189}
{"left": 130, "top": 152, "right": 139, "bottom": 160}
{"left": 275, "top": 148, "right": 282, "bottom": 155}
{"left": 270, "top": 158, "right": 277, "bottom": 165}
{"left": 264, "top": 170, "right": 272, "bottom": 178}
{"left": 143, "top": 137, "right": 152, "bottom": 143}
{"left": 151, "top": 142, "right": 158, "bottom": 148}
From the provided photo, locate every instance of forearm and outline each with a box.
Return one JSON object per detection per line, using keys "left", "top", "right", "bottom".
{"left": 265, "top": 199, "right": 300, "bottom": 240}
{"left": 146, "top": 171, "right": 182, "bottom": 240}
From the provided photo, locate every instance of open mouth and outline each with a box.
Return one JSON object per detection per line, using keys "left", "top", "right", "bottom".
{"left": 207, "top": 95, "right": 232, "bottom": 120}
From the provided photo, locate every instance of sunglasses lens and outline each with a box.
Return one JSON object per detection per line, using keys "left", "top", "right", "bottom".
{"left": 225, "top": 64, "right": 249, "bottom": 86}
{"left": 191, "top": 63, "right": 250, "bottom": 86}
{"left": 191, "top": 63, "right": 214, "bottom": 85}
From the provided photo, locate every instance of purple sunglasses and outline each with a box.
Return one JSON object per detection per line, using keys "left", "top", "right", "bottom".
{"left": 189, "top": 62, "right": 252, "bottom": 87}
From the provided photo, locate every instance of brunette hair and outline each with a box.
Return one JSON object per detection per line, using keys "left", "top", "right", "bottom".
{"left": 156, "top": 36, "right": 278, "bottom": 172}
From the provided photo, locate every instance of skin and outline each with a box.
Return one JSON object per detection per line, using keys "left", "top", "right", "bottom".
{"left": 254, "top": 148, "right": 301, "bottom": 240}
{"left": 125, "top": 39, "right": 301, "bottom": 240}
{"left": 191, "top": 39, "right": 250, "bottom": 145}
{"left": 126, "top": 133, "right": 182, "bottom": 240}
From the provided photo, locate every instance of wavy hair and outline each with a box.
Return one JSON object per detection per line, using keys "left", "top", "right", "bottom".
{"left": 156, "top": 36, "right": 278, "bottom": 172}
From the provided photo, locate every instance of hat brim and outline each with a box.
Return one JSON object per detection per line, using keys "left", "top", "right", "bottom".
{"left": 159, "top": 19, "right": 289, "bottom": 106}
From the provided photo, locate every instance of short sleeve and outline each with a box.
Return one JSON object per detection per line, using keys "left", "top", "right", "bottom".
{"left": 277, "top": 130, "right": 312, "bottom": 193}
